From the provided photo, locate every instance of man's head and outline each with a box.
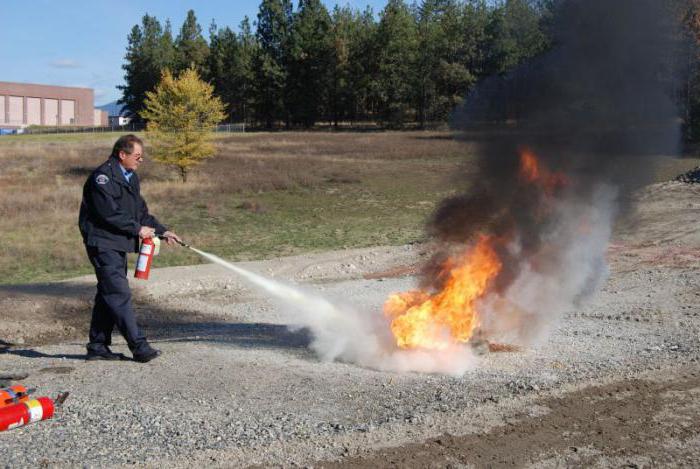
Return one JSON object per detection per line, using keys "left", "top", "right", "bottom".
{"left": 111, "top": 134, "right": 144, "bottom": 171}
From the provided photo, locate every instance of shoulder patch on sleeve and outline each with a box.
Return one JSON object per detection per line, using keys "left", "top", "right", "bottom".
{"left": 95, "top": 174, "right": 109, "bottom": 185}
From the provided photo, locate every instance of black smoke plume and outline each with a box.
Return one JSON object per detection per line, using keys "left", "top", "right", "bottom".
{"left": 425, "top": 0, "right": 683, "bottom": 343}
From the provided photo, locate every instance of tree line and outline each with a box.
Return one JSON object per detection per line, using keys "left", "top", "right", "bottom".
{"left": 119, "top": 0, "right": 552, "bottom": 129}
{"left": 119, "top": 0, "right": 700, "bottom": 137}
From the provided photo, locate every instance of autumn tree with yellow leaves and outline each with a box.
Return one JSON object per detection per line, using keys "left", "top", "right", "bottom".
{"left": 141, "top": 67, "right": 226, "bottom": 182}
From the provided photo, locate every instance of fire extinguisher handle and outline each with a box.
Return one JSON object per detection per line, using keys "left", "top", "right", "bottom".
{"left": 157, "top": 234, "right": 191, "bottom": 249}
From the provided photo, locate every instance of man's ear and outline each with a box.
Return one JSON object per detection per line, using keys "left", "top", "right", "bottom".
{"left": 118, "top": 151, "right": 126, "bottom": 162}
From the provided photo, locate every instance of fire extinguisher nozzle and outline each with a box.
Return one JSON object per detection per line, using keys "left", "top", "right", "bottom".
{"left": 157, "top": 235, "right": 191, "bottom": 249}
{"left": 54, "top": 392, "right": 69, "bottom": 407}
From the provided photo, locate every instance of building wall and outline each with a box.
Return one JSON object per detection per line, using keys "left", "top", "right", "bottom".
{"left": 61, "top": 99, "right": 75, "bottom": 125}
{"left": 94, "top": 109, "right": 108, "bottom": 126}
{"left": 45, "top": 99, "right": 58, "bottom": 125}
{"left": 27, "top": 97, "right": 41, "bottom": 125}
{"left": 8, "top": 96, "right": 23, "bottom": 125}
{"left": 0, "top": 81, "right": 94, "bottom": 128}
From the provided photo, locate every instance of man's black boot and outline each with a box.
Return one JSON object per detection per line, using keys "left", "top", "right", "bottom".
{"left": 86, "top": 346, "right": 127, "bottom": 361}
{"left": 132, "top": 348, "right": 161, "bottom": 363}
{"left": 131, "top": 342, "right": 161, "bottom": 363}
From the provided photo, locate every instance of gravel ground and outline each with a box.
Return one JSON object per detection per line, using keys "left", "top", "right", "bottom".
{"left": 676, "top": 165, "right": 700, "bottom": 183}
{"left": 0, "top": 181, "right": 698, "bottom": 467}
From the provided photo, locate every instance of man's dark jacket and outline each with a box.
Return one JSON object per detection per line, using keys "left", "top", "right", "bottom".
{"left": 79, "top": 158, "right": 166, "bottom": 253}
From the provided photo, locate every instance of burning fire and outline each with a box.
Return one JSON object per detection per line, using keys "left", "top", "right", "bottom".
{"left": 384, "top": 148, "right": 569, "bottom": 350}
{"left": 518, "top": 146, "right": 569, "bottom": 195}
{"left": 384, "top": 235, "right": 502, "bottom": 350}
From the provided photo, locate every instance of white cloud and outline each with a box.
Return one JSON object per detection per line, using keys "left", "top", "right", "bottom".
{"left": 49, "top": 59, "right": 81, "bottom": 69}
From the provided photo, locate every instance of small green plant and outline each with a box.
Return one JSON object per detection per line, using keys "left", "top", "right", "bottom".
{"left": 141, "top": 66, "right": 226, "bottom": 182}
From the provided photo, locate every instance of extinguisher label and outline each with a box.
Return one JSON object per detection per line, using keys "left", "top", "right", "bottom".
{"left": 8, "top": 418, "right": 25, "bottom": 430}
{"left": 136, "top": 255, "right": 149, "bottom": 272}
{"left": 140, "top": 244, "right": 153, "bottom": 255}
{"left": 26, "top": 400, "right": 43, "bottom": 423}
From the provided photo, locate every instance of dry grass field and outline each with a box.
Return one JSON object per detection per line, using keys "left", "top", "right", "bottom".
{"left": 0, "top": 130, "right": 696, "bottom": 284}
{"left": 0, "top": 131, "right": 471, "bottom": 284}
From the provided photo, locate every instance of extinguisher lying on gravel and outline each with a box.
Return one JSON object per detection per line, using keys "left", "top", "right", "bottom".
{"left": 0, "top": 385, "right": 32, "bottom": 408}
{"left": 0, "top": 388, "right": 68, "bottom": 432}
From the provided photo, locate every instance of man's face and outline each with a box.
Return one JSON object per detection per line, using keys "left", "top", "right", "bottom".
{"left": 118, "top": 143, "right": 143, "bottom": 171}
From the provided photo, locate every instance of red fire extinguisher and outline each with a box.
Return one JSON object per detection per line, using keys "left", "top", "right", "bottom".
{"left": 0, "top": 397, "right": 54, "bottom": 431}
{"left": 0, "top": 385, "right": 31, "bottom": 408}
{"left": 135, "top": 236, "right": 160, "bottom": 280}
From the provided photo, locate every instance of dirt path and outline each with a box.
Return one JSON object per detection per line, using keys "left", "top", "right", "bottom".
{"left": 321, "top": 366, "right": 700, "bottom": 468}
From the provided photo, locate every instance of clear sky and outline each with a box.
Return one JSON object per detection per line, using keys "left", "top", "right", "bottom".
{"left": 0, "top": 0, "right": 386, "bottom": 105}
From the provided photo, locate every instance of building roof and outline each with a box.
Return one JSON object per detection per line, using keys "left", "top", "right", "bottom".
{"left": 96, "top": 101, "right": 129, "bottom": 117}
{"left": 0, "top": 80, "right": 92, "bottom": 91}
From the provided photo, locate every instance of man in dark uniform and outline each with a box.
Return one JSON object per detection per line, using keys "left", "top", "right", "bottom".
{"left": 79, "top": 134, "right": 181, "bottom": 363}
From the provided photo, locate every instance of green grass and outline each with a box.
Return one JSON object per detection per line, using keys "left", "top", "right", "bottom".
{"left": 0, "top": 131, "right": 465, "bottom": 284}
{"left": 149, "top": 159, "right": 457, "bottom": 270}
{"left": 5, "top": 172, "right": 453, "bottom": 283}
{"left": 1, "top": 130, "right": 694, "bottom": 285}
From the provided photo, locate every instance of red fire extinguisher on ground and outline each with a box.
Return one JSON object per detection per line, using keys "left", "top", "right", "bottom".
{"left": 0, "top": 397, "right": 54, "bottom": 431}
{"left": 0, "top": 385, "right": 31, "bottom": 408}
{"left": 135, "top": 236, "right": 160, "bottom": 280}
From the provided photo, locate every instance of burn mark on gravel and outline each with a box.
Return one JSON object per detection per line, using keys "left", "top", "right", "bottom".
{"left": 39, "top": 366, "right": 74, "bottom": 374}
{"left": 321, "top": 369, "right": 700, "bottom": 468}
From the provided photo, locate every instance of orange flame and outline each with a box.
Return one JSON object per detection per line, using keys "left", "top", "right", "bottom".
{"left": 519, "top": 148, "right": 542, "bottom": 183}
{"left": 384, "top": 236, "right": 502, "bottom": 350}
{"left": 383, "top": 149, "right": 568, "bottom": 351}
{"left": 518, "top": 147, "right": 569, "bottom": 195}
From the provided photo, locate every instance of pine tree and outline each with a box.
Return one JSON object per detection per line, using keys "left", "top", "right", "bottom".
{"left": 120, "top": 2, "right": 559, "bottom": 129}
{"left": 376, "top": 0, "right": 419, "bottom": 127}
{"left": 352, "top": 8, "right": 382, "bottom": 122}
{"left": 327, "top": 6, "right": 380, "bottom": 124}
{"left": 328, "top": 6, "right": 354, "bottom": 125}
{"left": 461, "top": 0, "right": 491, "bottom": 79}
{"left": 253, "top": 0, "right": 293, "bottom": 128}
{"left": 208, "top": 23, "right": 239, "bottom": 119}
{"left": 141, "top": 67, "right": 226, "bottom": 182}
{"left": 415, "top": 0, "right": 443, "bottom": 125}
{"left": 432, "top": 0, "right": 478, "bottom": 120}
{"left": 485, "top": 0, "right": 549, "bottom": 76}
{"left": 208, "top": 18, "right": 258, "bottom": 123}
{"left": 175, "top": 10, "right": 210, "bottom": 74}
{"left": 118, "top": 15, "right": 175, "bottom": 119}
{"left": 288, "top": 0, "right": 333, "bottom": 127}
{"left": 422, "top": 0, "right": 484, "bottom": 122}
{"left": 160, "top": 20, "right": 177, "bottom": 70}
{"left": 236, "top": 18, "right": 258, "bottom": 124}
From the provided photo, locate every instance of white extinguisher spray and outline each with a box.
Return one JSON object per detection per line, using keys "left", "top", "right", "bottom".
{"left": 135, "top": 236, "right": 160, "bottom": 280}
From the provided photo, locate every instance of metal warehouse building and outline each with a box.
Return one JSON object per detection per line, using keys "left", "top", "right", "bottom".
{"left": 0, "top": 81, "right": 107, "bottom": 129}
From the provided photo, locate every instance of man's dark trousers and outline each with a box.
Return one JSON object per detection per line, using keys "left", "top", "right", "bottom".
{"left": 86, "top": 246, "right": 148, "bottom": 354}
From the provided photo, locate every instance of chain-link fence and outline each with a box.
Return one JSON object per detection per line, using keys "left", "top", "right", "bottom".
{"left": 5, "top": 122, "right": 246, "bottom": 136}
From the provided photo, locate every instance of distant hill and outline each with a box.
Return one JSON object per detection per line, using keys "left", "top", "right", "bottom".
{"left": 96, "top": 101, "right": 128, "bottom": 116}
